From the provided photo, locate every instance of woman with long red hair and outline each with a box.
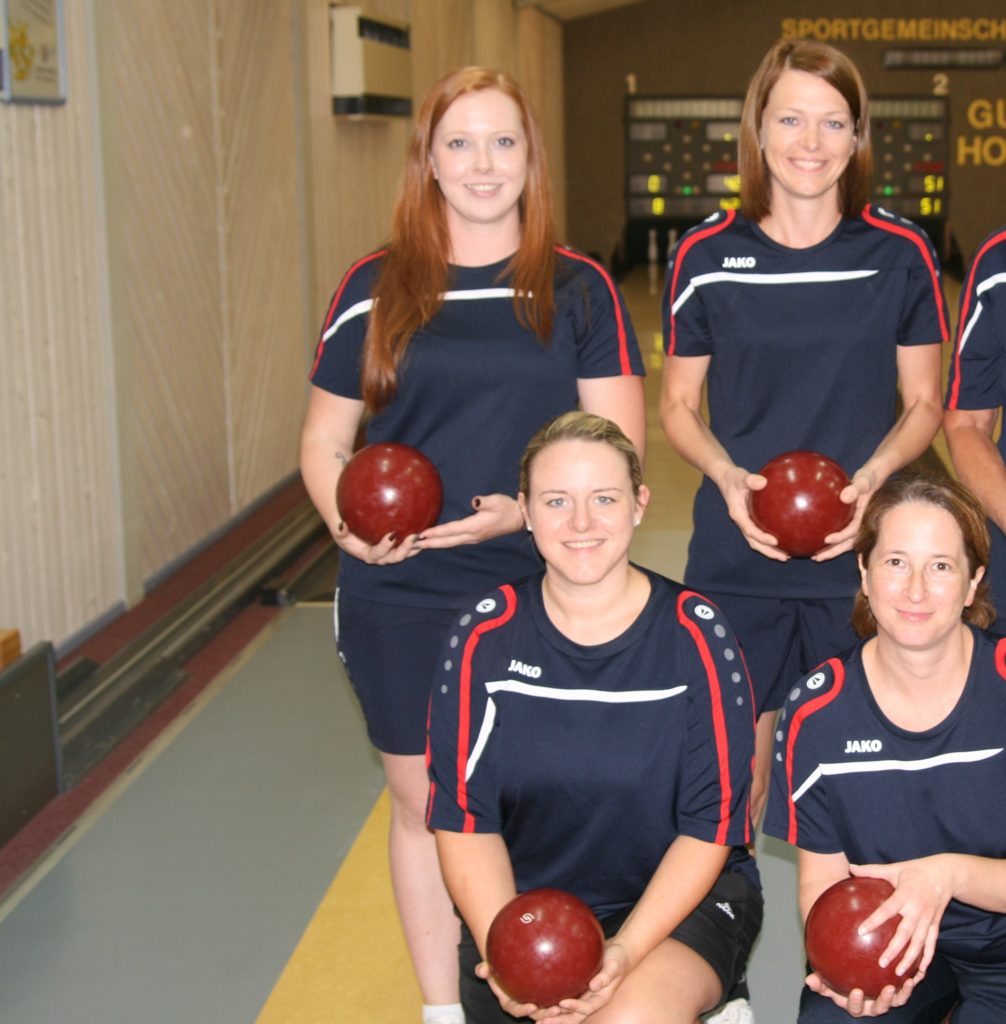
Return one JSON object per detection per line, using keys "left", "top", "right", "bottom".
{"left": 301, "top": 66, "right": 644, "bottom": 1024}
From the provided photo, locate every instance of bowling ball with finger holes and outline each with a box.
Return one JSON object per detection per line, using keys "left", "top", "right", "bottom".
{"left": 335, "top": 442, "right": 443, "bottom": 546}
{"left": 805, "top": 877, "right": 922, "bottom": 999}
{"left": 749, "top": 450, "right": 854, "bottom": 557}
{"left": 486, "top": 889, "right": 605, "bottom": 1006}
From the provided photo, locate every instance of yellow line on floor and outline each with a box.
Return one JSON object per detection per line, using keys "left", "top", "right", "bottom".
{"left": 256, "top": 789, "right": 421, "bottom": 1023}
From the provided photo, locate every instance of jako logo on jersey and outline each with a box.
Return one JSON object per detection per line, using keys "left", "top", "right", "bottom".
{"left": 844, "top": 739, "right": 883, "bottom": 753}
{"left": 722, "top": 256, "right": 756, "bottom": 269}
{"left": 508, "top": 659, "right": 542, "bottom": 679}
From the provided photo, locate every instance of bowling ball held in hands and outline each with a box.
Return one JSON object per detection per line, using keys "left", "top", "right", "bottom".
{"left": 750, "top": 450, "right": 854, "bottom": 557}
{"left": 805, "top": 876, "right": 922, "bottom": 999}
{"left": 486, "top": 889, "right": 605, "bottom": 1006}
{"left": 336, "top": 442, "right": 443, "bottom": 546}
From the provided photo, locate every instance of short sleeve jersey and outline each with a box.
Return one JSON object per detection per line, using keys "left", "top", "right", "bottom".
{"left": 663, "top": 205, "right": 948, "bottom": 599}
{"left": 764, "top": 629, "right": 1006, "bottom": 964}
{"left": 944, "top": 227, "right": 1006, "bottom": 601}
{"left": 310, "top": 247, "right": 644, "bottom": 608}
{"left": 426, "top": 569, "right": 759, "bottom": 918}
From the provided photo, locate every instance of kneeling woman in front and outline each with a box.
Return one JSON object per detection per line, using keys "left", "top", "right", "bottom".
{"left": 765, "top": 475, "right": 1006, "bottom": 1022}
{"left": 426, "top": 412, "right": 762, "bottom": 1023}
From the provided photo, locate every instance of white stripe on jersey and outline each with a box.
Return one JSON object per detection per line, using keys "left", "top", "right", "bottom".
{"left": 485, "top": 679, "right": 687, "bottom": 702}
{"left": 322, "top": 298, "right": 373, "bottom": 341}
{"left": 321, "top": 287, "right": 519, "bottom": 342}
{"left": 977, "top": 271, "right": 1006, "bottom": 297}
{"left": 792, "top": 746, "right": 1003, "bottom": 803}
{"left": 672, "top": 269, "right": 877, "bottom": 316}
{"left": 465, "top": 679, "right": 688, "bottom": 781}
{"left": 957, "top": 302, "right": 985, "bottom": 356}
{"left": 958, "top": 272, "right": 1006, "bottom": 355}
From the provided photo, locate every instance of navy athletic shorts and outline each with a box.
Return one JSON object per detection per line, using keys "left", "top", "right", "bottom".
{"left": 699, "top": 590, "right": 858, "bottom": 713}
{"left": 796, "top": 946, "right": 1004, "bottom": 1023}
{"left": 334, "top": 591, "right": 457, "bottom": 755}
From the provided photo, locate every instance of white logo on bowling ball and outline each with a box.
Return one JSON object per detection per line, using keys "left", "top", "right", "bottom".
{"left": 806, "top": 672, "right": 826, "bottom": 690}
{"left": 695, "top": 604, "right": 715, "bottom": 620}
{"left": 519, "top": 913, "right": 534, "bottom": 924}
{"left": 477, "top": 599, "right": 497, "bottom": 614}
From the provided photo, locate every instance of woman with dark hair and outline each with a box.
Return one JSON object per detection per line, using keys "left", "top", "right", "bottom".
{"left": 765, "top": 474, "right": 1006, "bottom": 1022}
{"left": 428, "top": 412, "right": 761, "bottom": 1024}
{"left": 660, "top": 39, "right": 947, "bottom": 824}
{"left": 300, "top": 67, "right": 645, "bottom": 1024}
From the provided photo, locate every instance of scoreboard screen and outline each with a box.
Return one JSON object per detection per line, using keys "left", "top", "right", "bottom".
{"left": 625, "top": 94, "right": 949, "bottom": 229}
{"left": 870, "top": 98, "right": 948, "bottom": 219}
{"left": 625, "top": 97, "right": 743, "bottom": 220}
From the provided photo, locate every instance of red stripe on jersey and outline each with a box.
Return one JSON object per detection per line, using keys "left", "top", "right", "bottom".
{"left": 677, "top": 590, "right": 735, "bottom": 844}
{"left": 454, "top": 586, "right": 518, "bottom": 833}
{"left": 666, "top": 210, "right": 736, "bottom": 356}
{"left": 947, "top": 228, "right": 1006, "bottom": 409}
{"left": 309, "top": 249, "right": 387, "bottom": 379}
{"left": 861, "top": 206, "right": 949, "bottom": 343}
{"left": 784, "top": 658, "right": 845, "bottom": 845}
{"left": 995, "top": 636, "right": 1006, "bottom": 682}
{"left": 736, "top": 642, "right": 758, "bottom": 844}
{"left": 556, "top": 245, "right": 633, "bottom": 375}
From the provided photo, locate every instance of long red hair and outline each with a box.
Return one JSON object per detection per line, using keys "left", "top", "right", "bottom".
{"left": 362, "top": 67, "right": 556, "bottom": 412}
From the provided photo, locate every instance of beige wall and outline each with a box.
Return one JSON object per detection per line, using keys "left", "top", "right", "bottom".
{"left": 0, "top": 0, "right": 567, "bottom": 650}
{"left": 565, "top": 0, "right": 1006, "bottom": 266}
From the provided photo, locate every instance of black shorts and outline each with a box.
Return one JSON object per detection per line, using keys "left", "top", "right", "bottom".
{"left": 458, "top": 870, "right": 763, "bottom": 1023}
{"left": 334, "top": 591, "right": 457, "bottom": 755}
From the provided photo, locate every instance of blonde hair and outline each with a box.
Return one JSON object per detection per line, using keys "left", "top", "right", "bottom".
{"left": 519, "top": 412, "right": 643, "bottom": 496}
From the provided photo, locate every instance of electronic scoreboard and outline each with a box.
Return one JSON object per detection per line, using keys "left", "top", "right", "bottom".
{"left": 624, "top": 95, "right": 949, "bottom": 261}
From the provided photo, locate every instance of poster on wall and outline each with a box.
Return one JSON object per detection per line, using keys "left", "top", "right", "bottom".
{"left": 0, "top": 0, "right": 66, "bottom": 103}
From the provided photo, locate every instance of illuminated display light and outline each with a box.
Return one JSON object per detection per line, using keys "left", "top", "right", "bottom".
{"left": 652, "top": 197, "right": 666, "bottom": 215}
{"left": 628, "top": 98, "right": 743, "bottom": 119}
{"left": 919, "top": 197, "right": 943, "bottom": 216}
{"left": 704, "top": 120, "right": 741, "bottom": 142}
{"left": 872, "top": 98, "right": 946, "bottom": 118}
{"left": 647, "top": 174, "right": 663, "bottom": 193}
{"left": 883, "top": 49, "right": 1003, "bottom": 70}
{"left": 720, "top": 197, "right": 741, "bottom": 210}
{"left": 908, "top": 174, "right": 945, "bottom": 193}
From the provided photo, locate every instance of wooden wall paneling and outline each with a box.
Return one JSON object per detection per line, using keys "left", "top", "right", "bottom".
{"left": 300, "top": 0, "right": 410, "bottom": 325}
{"left": 217, "top": 0, "right": 306, "bottom": 509}
{"left": 96, "top": 0, "right": 230, "bottom": 582}
{"left": 0, "top": 0, "right": 122, "bottom": 648}
{"left": 409, "top": 0, "right": 474, "bottom": 101}
{"left": 472, "top": 0, "right": 516, "bottom": 74}
{"left": 516, "top": 6, "right": 566, "bottom": 241}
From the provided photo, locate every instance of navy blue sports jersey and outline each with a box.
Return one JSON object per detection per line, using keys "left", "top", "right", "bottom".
{"left": 664, "top": 205, "right": 948, "bottom": 599}
{"left": 764, "top": 629, "right": 1006, "bottom": 965}
{"left": 426, "top": 569, "right": 759, "bottom": 918}
{"left": 945, "top": 225, "right": 1006, "bottom": 608}
{"left": 310, "top": 248, "right": 644, "bottom": 608}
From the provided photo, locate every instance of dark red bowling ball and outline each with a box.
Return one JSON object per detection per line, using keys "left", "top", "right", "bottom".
{"left": 336, "top": 442, "right": 443, "bottom": 546}
{"left": 805, "top": 877, "right": 921, "bottom": 999}
{"left": 486, "top": 889, "right": 605, "bottom": 1006}
{"left": 750, "top": 450, "right": 854, "bottom": 557}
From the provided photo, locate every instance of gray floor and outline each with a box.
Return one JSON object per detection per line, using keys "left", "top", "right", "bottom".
{"left": 0, "top": 602, "right": 807, "bottom": 1024}
{"left": 0, "top": 607, "right": 383, "bottom": 1024}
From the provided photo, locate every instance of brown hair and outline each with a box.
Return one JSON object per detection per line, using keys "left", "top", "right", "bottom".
{"left": 362, "top": 67, "right": 556, "bottom": 412}
{"left": 519, "top": 411, "right": 643, "bottom": 497}
{"left": 739, "top": 39, "right": 873, "bottom": 222}
{"left": 852, "top": 474, "right": 994, "bottom": 637}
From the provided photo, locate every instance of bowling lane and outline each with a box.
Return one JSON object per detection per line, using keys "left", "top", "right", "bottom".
{"left": 0, "top": 607, "right": 384, "bottom": 1024}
